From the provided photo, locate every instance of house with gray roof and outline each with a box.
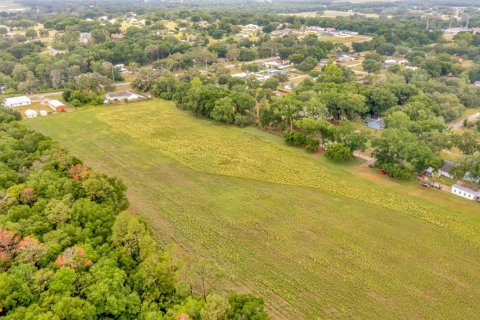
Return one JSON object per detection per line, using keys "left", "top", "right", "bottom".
{"left": 438, "top": 160, "right": 456, "bottom": 179}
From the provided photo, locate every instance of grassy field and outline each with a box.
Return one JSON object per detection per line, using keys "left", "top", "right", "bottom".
{"left": 26, "top": 100, "right": 480, "bottom": 319}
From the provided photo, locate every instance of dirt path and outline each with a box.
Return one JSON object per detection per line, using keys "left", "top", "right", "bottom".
{"left": 450, "top": 112, "right": 480, "bottom": 129}
{"left": 353, "top": 150, "right": 376, "bottom": 165}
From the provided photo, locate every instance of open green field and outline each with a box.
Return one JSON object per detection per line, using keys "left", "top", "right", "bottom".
{"left": 26, "top": 100, "right": 480, "bottom": 319}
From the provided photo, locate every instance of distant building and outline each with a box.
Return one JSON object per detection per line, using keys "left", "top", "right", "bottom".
{"left": 364, "top": 117, "right": 385, "bottom": 130}
{"left": 24, "top": 109, "right": 38, "bottom": 118}
{"left": 336, "top": 54, "right": 354, "bottom": 63}
{"left": 451, "top": 182, "right": 480, "bottom": 201}
{"left": 463, "top": 172, "right": 480, "bottom": 184}
{"left": 4, "top": 96, "right": 31, "bottom": 108}
{"left": 438, "top": 160, "right": 456, "bottom": 179}
{"left": 236, "top": 33, "right": 250, "bottom": 39}
{"left": 231, "top": 72, "right": 249, "bottom": 78}
{"left": 79, "top": 32, "right": 91, "bottom": 44}
{"left": 105, "top": 91, "right": 143, "bottom": 101}
{"left": 244, "top": 24, "right": 260, "bottom": 30}
{"left": 474, "top": 81, "right": 480, "bottom": 87}
{"left": 48, "top": 99, "right": 66, "bottom": 112}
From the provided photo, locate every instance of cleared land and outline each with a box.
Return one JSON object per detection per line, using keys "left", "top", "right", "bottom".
{"left": 0, "top": 0, "right": 27, "bottom": 12}
{"left": 26, "top": 100, "right": 480, "bottom": 319}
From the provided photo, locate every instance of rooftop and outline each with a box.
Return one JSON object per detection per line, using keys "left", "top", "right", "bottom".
{"left": 453, "top": 182, "right": 480, "bottom": 194}
{"left": 439, "top": 160, "right": 455, "bottom": 173}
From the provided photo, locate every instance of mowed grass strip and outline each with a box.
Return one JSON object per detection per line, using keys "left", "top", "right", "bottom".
{"left": 27, "top": 100, "right": 480, "bottom": 319}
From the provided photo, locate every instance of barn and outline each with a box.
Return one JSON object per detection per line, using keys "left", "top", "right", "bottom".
{"left": 4, "top": 96, "right": 31, "bottom": 108}
{"left": 48, "top": 100, "right": 67, "bottom": 112}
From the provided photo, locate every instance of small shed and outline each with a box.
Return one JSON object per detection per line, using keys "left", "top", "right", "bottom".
{"left": 48, "top": 99, "right": 66, "bottom": 112}
{"left": 24, "top": 109, "right": 38, "bottom": 118}
{"left": 39, "top": 110, "right": 48, "bottom": 117}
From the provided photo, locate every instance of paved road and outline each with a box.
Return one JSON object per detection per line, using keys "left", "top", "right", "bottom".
{"left": 450, "top": 112, "right": 480, "bottom": 129}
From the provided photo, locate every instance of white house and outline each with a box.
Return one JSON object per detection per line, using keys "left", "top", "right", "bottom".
{"left": 105, "top": 91, "right": 142, "bottom": 101}
{"left": 451, "top": 182, "right": 480, "bottom": 201}
{"left": 474, "top": 81, "right": 480, "bottom": 87}
{"left": 4, "top": 96, "right": 31, "bottom": 108}
{"left": 24, "top": 109, "right": 38, "bottom": 118}
{"left": 244, "top": 24, "right": 260, "bottom": 31}
{"left": 231, "top": 72, "right": 248, "bottom": 78}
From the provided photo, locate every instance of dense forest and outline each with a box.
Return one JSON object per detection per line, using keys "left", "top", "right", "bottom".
{"left": 0, "top": 107, "right": 268, "bottom": 319}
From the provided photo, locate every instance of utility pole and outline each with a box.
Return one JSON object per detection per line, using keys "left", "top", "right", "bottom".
{"left": 205, "top": 58, "right": 208, "bottom": 70}
{"left": 466, "top": 15, "right": 470, "bottom": 29}
{"left": 112, "top": 67, "right": 115, "bottom": 82}
{"left": 426, "top": 17, "right": 429, "bottom": 31}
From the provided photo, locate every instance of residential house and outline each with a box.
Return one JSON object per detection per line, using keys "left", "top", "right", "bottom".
{"left": 438, "top": 160, "right": 456, "bottom": 179}
{"left": 244, "top": 24, "right": 260, "bottom": 31}
{"left": 451, "top": 182, "right": 480, "bottom": 201}
{"left": 336, "top": 55, "right": 354, "bottom": 63}
{"left": 474, "top": 81, "right": 480, "bottom": 87}
{"left": 4, "top": 96, "right": 31, "bottom": 108}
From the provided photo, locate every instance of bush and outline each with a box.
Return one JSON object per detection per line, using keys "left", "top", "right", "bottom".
{"left": 71, "top": 99, "right": 81, "bottom": 108}
{"left": 305, "top": 136, "right": 320, "bottom": 153}
{"left": 234, "top": 114, "right": 251, "bottom": 127}
{"left": 284, "top": 129, "right": 307, "bottom": 146}
{"left": 379, "top": 163, "right": 412, "bottom": 179}
{"left": 325, "top": 144, "right": 352, "bottom": 161}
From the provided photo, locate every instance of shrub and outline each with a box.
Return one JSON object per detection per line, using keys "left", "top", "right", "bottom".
{"left": 283, "top": 129, "right": 307, "bottom": 146}
{"left": 325, "top": 144, "right": 352, "bottom": 161}
{"left": 305, "top": 136, "right": 320, "bottom": 153}
{"left": 234, "top": 114, "right": 251, "bottom": 127}
{"left": 380, "top": 163, "right": 412, "bottom": 179}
